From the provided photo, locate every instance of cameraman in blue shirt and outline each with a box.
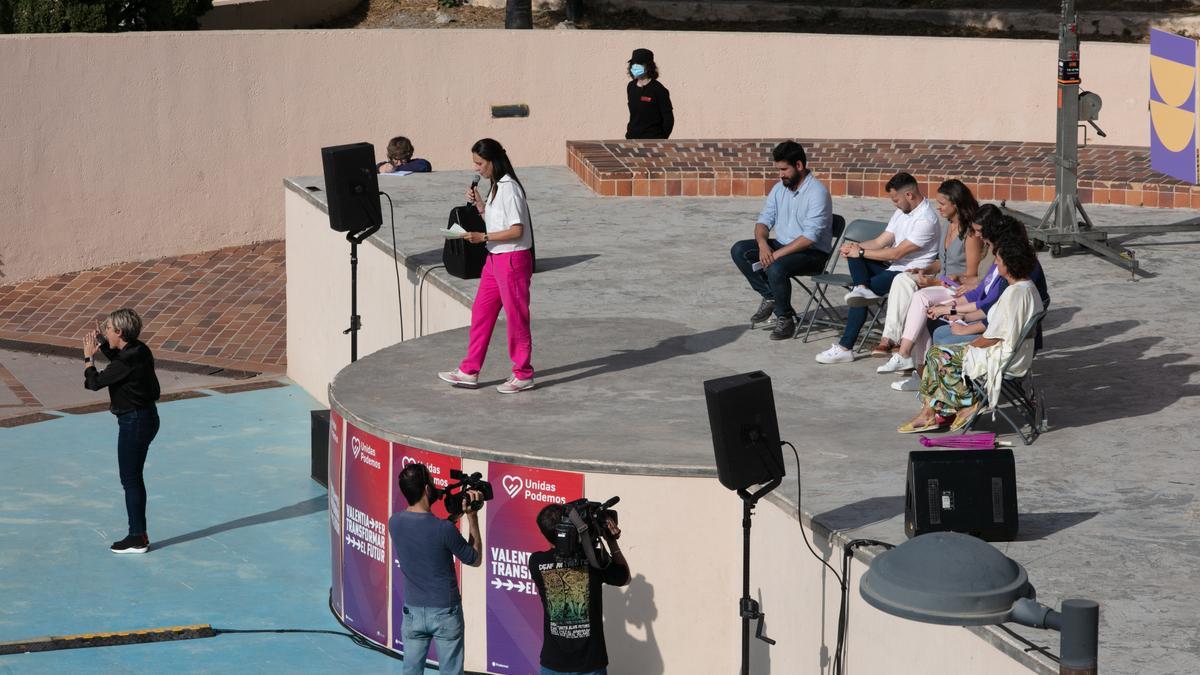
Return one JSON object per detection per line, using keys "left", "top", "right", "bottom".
{"left": 389, "top": 464, "right": 484, "bottom": 675}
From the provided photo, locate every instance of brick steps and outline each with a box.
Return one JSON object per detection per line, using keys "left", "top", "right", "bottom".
{"left": 567, "top": 139, "right": 1200, "bottom": 208}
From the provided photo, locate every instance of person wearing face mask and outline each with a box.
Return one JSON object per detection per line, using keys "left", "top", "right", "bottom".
{"left": 625, "top": 48, "right": 674, "bottom": 140}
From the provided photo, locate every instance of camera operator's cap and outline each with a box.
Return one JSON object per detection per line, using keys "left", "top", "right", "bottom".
{"left": 630, "top": 48, "right": 654, "bottom": 65}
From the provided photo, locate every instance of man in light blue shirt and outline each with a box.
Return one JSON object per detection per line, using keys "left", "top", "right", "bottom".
{"left": 730, "top": 141, "right": 834, "bottom": 340}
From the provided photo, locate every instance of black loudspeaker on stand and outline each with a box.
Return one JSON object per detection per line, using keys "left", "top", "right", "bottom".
{"left": 704, "top": 371, "right": 785, "bottom": 675}
{"left": 321, "top": 143, "right": 383, "bottom": 362}
{"left": 905, "top": 448, "right": 1019, "bottom": 541}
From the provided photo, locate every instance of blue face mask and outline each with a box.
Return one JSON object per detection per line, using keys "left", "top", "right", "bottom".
{"left": 630, "top": 64, "right": 646, "bottom": 78}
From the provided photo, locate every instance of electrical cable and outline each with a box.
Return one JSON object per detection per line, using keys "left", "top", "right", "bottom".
{"left": 832, "top": 538, "right": 893, "bottom": 675}
{"left": 780, "top": 441, "right": 897, "bottom": 675}
{"left": 996, "top": 624, "right": 1061, "bottom": 663}
{"left": 379, "top": 192, "right": 405, "bottom": 342}
{"left": 415, "top": 264, "right": 445, "bottom": 338}
{"left": 780, "top": 440, "right": 843, "bottom": 587}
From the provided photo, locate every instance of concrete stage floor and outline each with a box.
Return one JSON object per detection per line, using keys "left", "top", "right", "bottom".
{"left": 309, "top": 166, "right": 1200, "bottom": 673}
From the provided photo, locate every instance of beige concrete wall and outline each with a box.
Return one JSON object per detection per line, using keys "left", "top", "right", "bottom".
{"left": 750, "top": 501, "right": 1049, "bottom": 674}
{"left": 285, "top": 189, "right": 472, "bottom": 405}
{"left": 455, "top": 468, "right": 744, "bottom": 675}
{"left": 2, "top": 30, "right": 1149, "bottom": 283}
{"left": 200, "top": 0, "right": 360, "bottom": 30}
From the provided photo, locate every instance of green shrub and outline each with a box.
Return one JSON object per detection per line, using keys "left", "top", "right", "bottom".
{"left": 2, "top": 0, "right": 214, "bottom": 33}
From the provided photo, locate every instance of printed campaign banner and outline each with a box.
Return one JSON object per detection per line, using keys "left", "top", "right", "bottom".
{"left": 1150, "top": 29, "right": 1199, "bottom": 183}
{"left": 341, "top": 423, "right": 391, "bottom": 646}
{"left": 328, "top": 410, "right": 345, "bottom": 618}
{"left": 390, "top": 445, "right": 463, "bottom": 655}
{"left": 485, "top": 462, "right": 584, "bottom": 675}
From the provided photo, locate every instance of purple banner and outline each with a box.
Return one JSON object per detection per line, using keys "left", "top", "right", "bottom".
{"left": 341, "top": 424, "right": 390, "bottom": 646}
{"left": 485, "top": 462, "right": 584, "bottom": 675}
{"left": 390, "top": 445, "right": 462, "bottom": 656}
{"left": 1150, "top": 29, "right": 1198, "bottom": 183}
{"left": 328, "top": 410, "right": 345, "bottom": 617}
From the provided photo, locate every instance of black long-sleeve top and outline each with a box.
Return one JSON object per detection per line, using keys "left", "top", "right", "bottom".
{"left": 625, "top": 79, "right": 674, "bottom": 139}
{"left": 84, "top": 340, "right": 161, "bottom": 414}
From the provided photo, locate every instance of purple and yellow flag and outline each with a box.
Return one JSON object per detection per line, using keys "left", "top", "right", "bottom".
{"left": 1150, "top": 29, "right": 1198, "bottom": 183}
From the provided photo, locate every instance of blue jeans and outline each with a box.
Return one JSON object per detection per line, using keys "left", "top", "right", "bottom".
{"left": 402, "top": 604, "right": 465, "bottom": 675}
{"left": 840, "top": 257, "right": 899, "bottom": 349}
{"left": 541, "top": 669, "right": 607, "bottom": 675}
{"left": 731, "top": 239, "right": 828, "bottom": 318}
{"left": 932, "top": 323, "right": 980, "bottom": 346}
{"left": 116, "top": 406, "right": 159, "bottom": 536}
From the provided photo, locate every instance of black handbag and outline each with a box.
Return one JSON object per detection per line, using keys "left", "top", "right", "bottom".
{"left": 443, "top": 205, "right": 488, "bottom": 279}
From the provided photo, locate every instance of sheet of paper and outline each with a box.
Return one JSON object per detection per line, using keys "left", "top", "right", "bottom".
{"left": 378, "top": 170, "right": 413, "bottom": 177}
{"left": 441, "top": 223, "right": 467, "bottom": 239}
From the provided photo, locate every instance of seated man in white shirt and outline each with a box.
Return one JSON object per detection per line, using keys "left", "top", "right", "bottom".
{"left": 730, "top": 141, "right": 834, "bottom": 340}
{"left": 815, "top": 172, "right": 940, "bottom": 364}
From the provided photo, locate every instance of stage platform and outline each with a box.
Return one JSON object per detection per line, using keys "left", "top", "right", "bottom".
{"left": 290, "top": 167, "right": 1200, "bottom": 674}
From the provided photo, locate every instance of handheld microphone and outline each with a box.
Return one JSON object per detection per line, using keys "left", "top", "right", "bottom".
{"left": 467, "top": 174, "right": 481, "bottom": 208}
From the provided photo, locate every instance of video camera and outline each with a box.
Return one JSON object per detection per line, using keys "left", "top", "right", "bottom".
{"left": 442, "top": 469, "right": 493, "bottom": 518}
{"left": 554, "top": 496, "right": 620, "bottom": 569}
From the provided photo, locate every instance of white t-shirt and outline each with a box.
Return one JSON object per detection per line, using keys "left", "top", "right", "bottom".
{"left": 884, "top": 198, "right": 941, "bottom": 272}
{"left": 484, "top": 175, "right": 533, "bottom": 254}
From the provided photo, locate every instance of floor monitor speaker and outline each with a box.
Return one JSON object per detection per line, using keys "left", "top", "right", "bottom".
{"left": 905, "top": 448, "right": 1018, "bottom": 541}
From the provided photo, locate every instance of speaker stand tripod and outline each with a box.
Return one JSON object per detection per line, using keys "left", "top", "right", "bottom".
{"left": 345, "top": 224, "right": 381, "bottom": 363}
{"left": 737, "top": 479, "right": 781, "bottom": 675}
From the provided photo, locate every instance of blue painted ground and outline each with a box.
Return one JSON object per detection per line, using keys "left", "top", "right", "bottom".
{"left": 0, "top": 384, "right": 431, "bottom": 674}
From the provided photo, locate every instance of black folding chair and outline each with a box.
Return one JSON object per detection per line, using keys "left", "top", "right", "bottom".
{"left": 798, "top": 219, "right": 889, "bottom": 350}
{"left": 789, "top": 214, "right": 845, "bottom": 338}
{"left": 964, "top": 309, "right": 1050, "bottom": 445}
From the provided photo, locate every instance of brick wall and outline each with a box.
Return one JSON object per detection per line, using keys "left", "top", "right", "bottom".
{"left": 567, "top": 139, "right": 1199, "bottom": 208}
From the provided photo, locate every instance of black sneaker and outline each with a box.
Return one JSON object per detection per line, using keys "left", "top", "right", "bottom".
{"left": 769, "top": 315, "right": 796, "bottom": 340}
{"left": 750, "top": 298, "right": 775, "bottom": 324}
{"left": 111, "top": 534, "right": 150, "bottom": 554}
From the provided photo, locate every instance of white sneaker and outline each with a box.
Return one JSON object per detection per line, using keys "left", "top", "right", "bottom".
{"left": 845, "top": 287, "right": 882, "bottom": 307}
{"left": 497, "top": 376, "right": 535, "bottom": 394}
{"left": 891, "top": 373, "right": 921, "bottom": 391}
{"left": 876, "top": 353, "right": 915, "bottom": 374}
{"left": 815, "top": 344, "right": 854, "bottom": 364}
{"left": 437, "top": 369, "right": 479, "bottom": 388}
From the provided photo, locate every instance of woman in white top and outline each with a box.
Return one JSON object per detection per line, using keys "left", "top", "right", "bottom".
{"left": 438, "top": 139, "right": 536, "bottom": 394}
{"left": 897, "top": 234, "right": 1043, "bottom": 434}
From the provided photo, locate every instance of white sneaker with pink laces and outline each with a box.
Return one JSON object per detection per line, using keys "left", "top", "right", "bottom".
{"left": 496, "top": 376, "right": 535, "bottom": 394}
{"left": 437, "top": 369, "right": 479, "bottom": 388}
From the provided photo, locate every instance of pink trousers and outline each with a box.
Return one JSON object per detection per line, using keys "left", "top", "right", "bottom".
{"left": 903, "top": 285, "right": 956, "bottom": 365}
{"left": 459, "top": 250, "right": 534, "bottom": 380}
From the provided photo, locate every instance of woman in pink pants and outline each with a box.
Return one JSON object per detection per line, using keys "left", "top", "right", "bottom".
{"left": 438, "top": 138, "right": 536, "bottom": 394}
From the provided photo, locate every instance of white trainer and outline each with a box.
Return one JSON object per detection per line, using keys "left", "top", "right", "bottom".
{"left": 845, "top": 287, "right": 882, "bottom": 307}
{"left": 891, "top": 373, "right": 921, "bottom": 391}
{"left": 876, "top": 353, "right": 915, "bottom": 374}
{"left": 815, "top": 344, "right": 854, "bottom": 364}
{"left": 497, "top": 376, "right": 535, "bottom": 394}
{"left": 437, "top": 369, "right": 479, "bottom": 388}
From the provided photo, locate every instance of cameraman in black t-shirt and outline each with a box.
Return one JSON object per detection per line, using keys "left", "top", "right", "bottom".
{"left": 528, "top": 504, "right": 630, "bottom": 675}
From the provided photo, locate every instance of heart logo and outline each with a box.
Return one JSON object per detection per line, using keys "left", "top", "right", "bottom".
{"left": 401, "top": 456, "right": 417, "bottom": 467}
{"left": 502, "top": 475, "right": 523, "bottom": 498}
{"left": 351, "top": 445, "right": 361, "bottom": 460}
